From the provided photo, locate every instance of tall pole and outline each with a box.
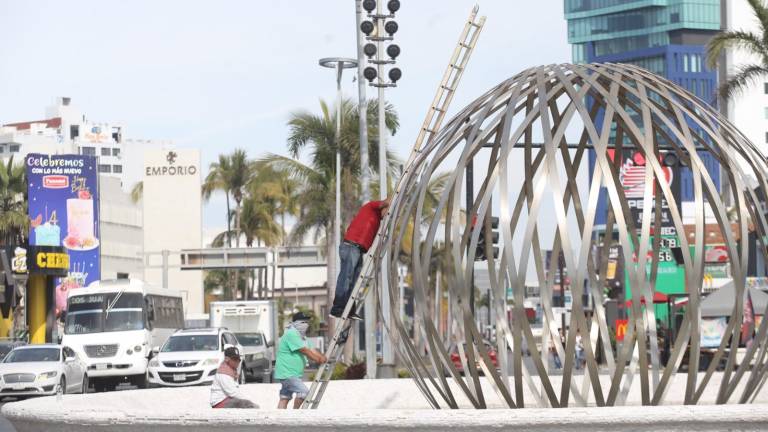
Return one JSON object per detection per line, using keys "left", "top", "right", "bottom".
{"left": 319, "top": 56, "right": 357, "bottom": 351}
{"left": 466, "top": 160, "right": 474, "bottom": 313}
{"left": 377, "top": 0, "right": 395, "bottom": 377}
{"left": 356, "top": 0, "right": 377, "bottom": 380}
{"left": 356, "top": 2, "right": 370, "bottom": 204}
{"left": 335, "top": 62, "right": 343, "bottom": 306}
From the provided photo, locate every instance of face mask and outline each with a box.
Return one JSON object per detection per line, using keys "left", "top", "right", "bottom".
{"left": 293, "top": 321, "right": 309, "bottom": 337}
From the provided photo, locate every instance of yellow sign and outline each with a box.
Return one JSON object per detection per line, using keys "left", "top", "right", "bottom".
{"left": 36, "top": 252, "right": 69, "bottom": 270}
{"left": 26, "top": 246, "right": 69, "bottom": 276}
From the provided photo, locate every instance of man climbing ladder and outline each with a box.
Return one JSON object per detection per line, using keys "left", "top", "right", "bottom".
{"left": 330, "top": 199, "right": 390, "bottom": 320}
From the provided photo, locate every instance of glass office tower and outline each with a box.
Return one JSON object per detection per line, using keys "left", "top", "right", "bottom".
{"left": 564, "top": 0, "right": 722, "bottom": 209}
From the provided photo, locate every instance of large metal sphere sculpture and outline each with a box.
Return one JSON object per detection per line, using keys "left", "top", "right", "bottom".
{"left": 377, "top": 63, "right": 768, "bottom": 408}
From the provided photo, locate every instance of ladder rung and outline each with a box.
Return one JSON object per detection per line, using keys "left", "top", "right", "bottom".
{"left": 459, "top": 43, "right": 471, "bottom": 48}
{"left": 440, "top": 85, "right": 455, "bottom": 92}
{"left": 449, "top": 64, "right": 464, "bottom": 71}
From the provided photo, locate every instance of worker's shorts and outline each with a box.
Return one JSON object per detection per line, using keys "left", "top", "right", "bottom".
{"left": 278, "top": 377, "right": 308, "bottom": 400}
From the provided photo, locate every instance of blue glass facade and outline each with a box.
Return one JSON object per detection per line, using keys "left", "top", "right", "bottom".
{"left": 565, "top": 0, "right": 721, "bottom": 224}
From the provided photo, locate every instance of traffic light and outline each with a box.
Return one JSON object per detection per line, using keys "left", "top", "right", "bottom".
{"left": 475, "top": 216, "right": 499, "bottom": 261}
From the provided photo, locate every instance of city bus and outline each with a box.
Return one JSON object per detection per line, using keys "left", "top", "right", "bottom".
{"left": 61, "top": 279, "right": 184, "bottom": 392}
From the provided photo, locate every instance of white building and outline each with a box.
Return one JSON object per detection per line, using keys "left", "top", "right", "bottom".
{"left": 0, "top": 97, "right": 172, "bottom": 192}
{"left": 99, "top": 176, "right": 143, "bottom": 280}
{"left": 142, "top": 148, "right": 204, "bottom": 315}
{"left": 722, "top": 1, "right": 768, "bottom": 156}
{"left": 0, "top": 97, "right": 126, "bottom": 182}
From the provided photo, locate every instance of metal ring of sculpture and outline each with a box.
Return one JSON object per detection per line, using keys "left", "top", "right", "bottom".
{"left": 376, "top": 63, "right": 768, "bottom": 408}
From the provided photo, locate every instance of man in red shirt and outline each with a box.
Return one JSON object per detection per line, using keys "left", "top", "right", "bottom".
{"left": 330, "top": 199, "right": 390, "bottom": 319}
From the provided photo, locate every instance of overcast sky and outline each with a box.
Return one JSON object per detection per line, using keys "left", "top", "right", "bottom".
{"left": 0, "top": 1, "right": 571, "bottom": 232}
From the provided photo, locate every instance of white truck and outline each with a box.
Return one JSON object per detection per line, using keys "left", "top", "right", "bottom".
{"left": 209, "top": 300, "right": 277, "bottom": 382}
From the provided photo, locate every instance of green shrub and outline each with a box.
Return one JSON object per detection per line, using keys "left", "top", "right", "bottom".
{"left": 330, "top": 363, "right": 346, "bottom": 380}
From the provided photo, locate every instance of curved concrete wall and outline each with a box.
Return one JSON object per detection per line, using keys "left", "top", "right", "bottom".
{"left": 4, "top": 376, "right": 768, "bottom": 431}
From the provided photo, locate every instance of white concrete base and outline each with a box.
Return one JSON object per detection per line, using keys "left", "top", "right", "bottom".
{"left": 3, "top": 374, "right": 767, "bottom": 431}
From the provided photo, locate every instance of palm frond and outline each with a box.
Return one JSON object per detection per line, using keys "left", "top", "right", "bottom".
{"left": 706, "top": 30, "right": 768, "bottom": 69}
{"left": 718, "top": 64, "right": 768, "bottom": 100}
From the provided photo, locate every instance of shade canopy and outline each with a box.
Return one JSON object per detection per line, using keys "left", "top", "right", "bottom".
{"left": 700, "top": 281, "right": 768, "bottom": 318}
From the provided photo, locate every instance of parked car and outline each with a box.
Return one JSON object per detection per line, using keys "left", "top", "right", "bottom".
{"left": 448, "top": 341, "right": 499, "bottom": 374}
{"left": 148, "top": 328, "right": 244, "bottom": 387}
{"left": 0, "top": 341, "right": 26, "bottom": 362}
{"left": 0, "top": 344, "right": 88, "bottom": 398}
{"left": 235, "top": 332, "right": 273, "bottom": 383}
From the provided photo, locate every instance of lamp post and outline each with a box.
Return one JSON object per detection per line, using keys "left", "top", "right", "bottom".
{"left": 319, "top": 57, "right": 358, "bottom": 341}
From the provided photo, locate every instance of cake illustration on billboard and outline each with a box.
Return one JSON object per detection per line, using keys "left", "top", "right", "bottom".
{"left": 32, "top": 211, "right": 61, "bottom": 246}
{"left": 64, "top": 190, "right": 99, "bottom": 250}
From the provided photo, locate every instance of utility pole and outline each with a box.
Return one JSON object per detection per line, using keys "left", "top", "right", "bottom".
{"left": 361, "top": 0, "right": 402, "bottom": 378}
{"left": 375, "top": 0, "right": 394, "bottom": 379}
{"left": 355, "top": 0, "right": 376, "bottom": 380}
{"left": 558, "top": 251, "right": 566, "bottom": 335}
{"left": 466, "top": 160, "right": 474, "bottom": 313}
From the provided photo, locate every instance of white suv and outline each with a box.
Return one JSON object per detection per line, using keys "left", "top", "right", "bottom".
{"left": 147, "top": 328, "right": 243, "bottom": 387}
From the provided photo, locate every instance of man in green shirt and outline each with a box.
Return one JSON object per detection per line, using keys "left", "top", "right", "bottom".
{"left": 275, "top": 311, "right": 326, "bottom": 409}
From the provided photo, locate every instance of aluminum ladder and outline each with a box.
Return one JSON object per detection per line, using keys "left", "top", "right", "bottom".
{"left": 301, "top": 5, "right": 485, "bottom": 409}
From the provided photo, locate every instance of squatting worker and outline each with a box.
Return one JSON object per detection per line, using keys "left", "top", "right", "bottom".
{"left": 330, "top": 198, "right": 391, "bottom": 319}
{"left": 210, "top": 347, "right": 259, "bottom": 409}
{"left": 275, "top": 312, "right": 327, "bottom": 409}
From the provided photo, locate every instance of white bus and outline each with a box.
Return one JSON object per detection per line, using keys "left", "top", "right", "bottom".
{"left": 61, "top": 279, "right": 184, "bottom": 392}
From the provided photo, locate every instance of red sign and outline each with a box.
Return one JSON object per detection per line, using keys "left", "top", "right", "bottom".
{"left": 42, "top": 175, "right": 69, "bottom": 189}
{"left": 616, "top": 319, "right": 629, "bottom": 342}
{"left": 704, "top": 245, "right": 728, "bottom": 263}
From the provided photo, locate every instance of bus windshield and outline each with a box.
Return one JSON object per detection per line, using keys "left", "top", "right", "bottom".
{"left": 65, "top": 292, "right": 144, "bottom": 334}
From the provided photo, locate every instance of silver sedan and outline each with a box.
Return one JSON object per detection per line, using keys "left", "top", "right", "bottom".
{"left": 0, "top": 344, "right": 88, "bottom": 398}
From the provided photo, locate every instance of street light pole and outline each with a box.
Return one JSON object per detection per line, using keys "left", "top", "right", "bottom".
{"left": 375, "top": 0, "right": 395, "bottom": 379}
{"left": 355, "top": 0, "right": 377, "bottom": 380}
{"left": 319, "top": 57, "right": 357, "bottom": 339}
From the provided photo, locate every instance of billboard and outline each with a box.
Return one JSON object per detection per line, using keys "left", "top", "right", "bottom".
{"left": 26, "top": 154, "right": 100, "bottom": 316}
{"left": 607, "top": 150, "right": 685, "bottom": 317}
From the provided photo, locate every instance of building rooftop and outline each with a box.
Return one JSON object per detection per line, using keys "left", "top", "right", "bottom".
{"left": 3, "top": 117, "right": 62, "bottom": 130}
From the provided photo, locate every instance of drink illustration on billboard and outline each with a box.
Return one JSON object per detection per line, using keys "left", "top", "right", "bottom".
{"left": 26, "top": 154, "right": 100, "bottom": 317}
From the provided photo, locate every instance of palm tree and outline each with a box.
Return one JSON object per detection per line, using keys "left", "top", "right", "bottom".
{"left": 201, "top": 150, "right": 255, "bottom": 300}
{"left": 202, "top": 150, "right": 254, "bottom": 248}
{"left": 0, "top": 156, "right": 27, "bottom": 246}
{"left": 706, "top": 0, "right": 768, "bottom": 100}
{"left": 263, "top": 97, "right": 399, "bottom": 330}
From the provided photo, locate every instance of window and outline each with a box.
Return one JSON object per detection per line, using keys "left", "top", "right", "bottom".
{"left": 223, "top": 333, "right": 237, "bottom": 347}
{"left": 70, "top": 125, "right": 79, "bottom": 140}
{"left": 101, "top": 147, "right": 111, "bottom": 156}
{"left": 98, "top": 164, "right": 112, "bottom": 173}
{"left": 9, "top": 145, "right": 19, "bottom": 153}
{"left": 112, "top": 165, "right": 123, "bottom": 173}
{"left": 81, "top": 147, "right": 96, "bottom": 156}
{"left": 147, "top": 295, "right": 184, "bottom": 329}
{"left": 116, "top": 272, "right": 129, "bottom": 279}
{"left": 112, "top": 148, "right": 120, "bottom": 156}
{"left": 765, "top": 132, "right": 768, "bottom": 144}
{"left": 764, "top": 107, "right": 768, "bottom": 120}
{"left": 764, "top": 83, "right": 768, "bottom": 94}
{"left": 0, "top": 146, "right": 4, "bottom": 154}
{"left": 683, "top": 54, "right": 689, "bottom": 72}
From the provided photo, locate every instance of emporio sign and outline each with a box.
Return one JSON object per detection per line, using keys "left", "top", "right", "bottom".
{"left": 145, "top": 151, "right": 198, "bottom": 177}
